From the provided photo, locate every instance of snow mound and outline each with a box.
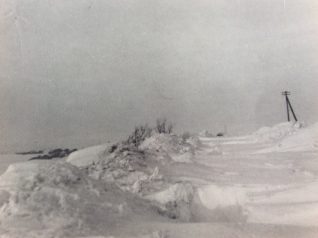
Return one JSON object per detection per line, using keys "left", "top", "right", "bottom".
{"left": 275, "top": 122, "right": 318, "bottom": 152}
{"left": 84, "top": 144, "right": 164, "bottom": 195}
{"left": 146, "top": 183, "right": 194, "bottom": 221}
{"left": 67, "top": 134, "right": 200, "bottom": 195}
{"left": 195, "top": 184, "right": 249, "bottom": 222}
{"left": 182, "top": 134, "right": 202, "bottom": 150}
{"left": 256, "top": 123, "right": 318, "bottom": 153}
{"left": 139, "top": 134, "right": 196, "bottom": 163}
{"left": 252, "top": 122, "right": 302, "bottom": 143}
{"left": 67, "top": 144, "right": 109, "bottom": 167}
{"left": 0, "top": 161, "right": 159, "bottom": 237}
{"left": 257, "top": 122, "right": 318, "bottom": 153}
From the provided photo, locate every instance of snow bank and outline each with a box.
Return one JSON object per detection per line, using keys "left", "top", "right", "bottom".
{"left": 67, "top": 133, "right": 201, "bottom": 195}
{"left": 139, "top": 134, "right": 196, "bottom": 163}
{"left": 67, "top": 144, "right": 109, "bottom": 167}
{"left": 252, "top": 122, "right": 302, "bottom": 143}
{"left": 196, "top": 182, "right": 318, "bottom": 226}
{"left": 274, "top": 122, "right": 318, "bottom": 152}
{"left": 257, "top": 122, "right": 318, "bottom": 153}
{"left": 81, "top": 144, "right": 164, "bottom": 195}
{"left": 0, "top": 161, "right": 160, "bottom": 237}
{"left": 67, "top": 134, "right": 198, "bottom": 195}
{"left": 195, "top": 184, "right": 250, "bottom": 222}
{"left": 146, "top": 183, "right": 194, "bottom": 221}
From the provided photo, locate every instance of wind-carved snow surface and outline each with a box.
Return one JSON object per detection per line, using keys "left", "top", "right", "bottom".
{"left": 198, "top": 185, "right": 249, "bottom": 210}
{"left": 1, "top": 124, "right": 318, "bottom": 237}
{"left": 257, "top": 122, "right": 318, "bottom": 153}
{"left": 0, "top": 161, "right": 165, "bottom": 237}
{"left": 146, "top": 183, "right": 194, "bottom": 221}
{"left": 252, "top": 122, "right": 302, "bottom": 143}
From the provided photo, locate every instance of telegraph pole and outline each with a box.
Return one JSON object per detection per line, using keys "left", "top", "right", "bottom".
{"left": 282, "top": 91, "right": 298, "bottom": 122}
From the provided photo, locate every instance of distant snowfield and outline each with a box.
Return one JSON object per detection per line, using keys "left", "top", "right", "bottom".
{"left": 1, "top": 122, "right": 318, "bottom": 237}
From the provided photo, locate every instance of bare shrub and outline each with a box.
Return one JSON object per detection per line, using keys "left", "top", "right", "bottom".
{"left": 124, "top": 118, "right": 174, "bottom": 148}
{"left": 126, "top": 124, "right": 152, "bottom": 147}
{"left": 155, "top": 118, "right": 173, "bottom": 134}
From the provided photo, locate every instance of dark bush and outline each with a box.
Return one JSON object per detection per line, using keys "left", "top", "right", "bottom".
{"left": 155, "top": 118, "right": 173, "bottom": 134}
{"left": 126, "top": 124, "right": 152, "bottom": 147}
{"left": 29, "top": 148, "right": 77, "bottom": 160}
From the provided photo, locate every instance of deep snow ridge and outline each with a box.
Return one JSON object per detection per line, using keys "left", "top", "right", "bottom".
{"left": 0, "top": 161, "right": 163, "bottom": 237}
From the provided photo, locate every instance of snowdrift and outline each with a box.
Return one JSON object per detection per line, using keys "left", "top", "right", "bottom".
{"left": 65, "top": 134, "right": 200, "bottom": 222}
{"left": 2, "top": 122, "right": 318, "bottom": 237}
{"left": 139, "top": 134, "right": 197, "bottom": 163}
{"left": 196, "top": 182, "right": 318, "bottom": 226}
{"left": 72, "top": 143, "right": 163, "bottom": 195}
{"left": 67, "top": 133, "right": 200, "bottom": 195}
{"left": 0, "top": 161, "right": 162, "bottom": 237}
{"left": 257, "top": 122, "right": 318, "bottom": 153}
{"left": 67, "top": 144, "right": 109, "bottom": 167}
{"left": 146, "top": 183, "right": 194, "bottom": 221}
{"left": 252, "top": 122, "right": 302, "bottom": 143}
{"left": 273, "top": 122, "right": 318, "bottom": 152}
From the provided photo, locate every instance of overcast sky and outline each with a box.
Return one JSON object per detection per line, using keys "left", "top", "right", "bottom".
{"left": 1, "top": 0, "right": 318, "bottom": 152}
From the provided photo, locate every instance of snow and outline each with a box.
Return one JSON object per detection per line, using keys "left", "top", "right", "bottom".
{"left": 79, "top": 143, "right": 165, "bottom": 195}
{"left": 146, "top": 183, "right": 194, "bottom": 221}
{"left": 139, "top": 133, "right": 196, "bottom": 163}
{"left": 273, "top": 122, "right": 318, "bottom": 152}
{"left": 1, "top": 122, "right": 318, "bottom": 237}
{"left": 0, "top": 161, "right": 164, "bottom": 237}
{"left": 198, "top": 184, "right": 248, "bottom": 210}
{"left": 257, "top": 122, "right": 318, "bottom": 153}
{"left": 67, "top": 144, "right": 109, "bottom": 167}
{"left": 252, "top": 122, "right": 301, "bottom": 143}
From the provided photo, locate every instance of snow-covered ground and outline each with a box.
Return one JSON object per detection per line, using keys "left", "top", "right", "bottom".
{"left": 1, "top": 122, "right": 318, "bottom": 237}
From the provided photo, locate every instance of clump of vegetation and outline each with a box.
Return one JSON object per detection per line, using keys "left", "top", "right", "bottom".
{"left": 108, "top": 144, "right": 118, "bottom": 153}
{"left": 155, "top": 118, "right": 173, "bottom": 134}
{"left": 126, "top": 124, "right": 153, "bottom": 147}
{"left": 29, "top": 148, "right": 77, "bottom": 160}
{"left": 124, "top": 118, "right": 174, "bottom": 148}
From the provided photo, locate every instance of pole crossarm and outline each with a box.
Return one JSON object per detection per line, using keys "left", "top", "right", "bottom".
{"left": 281, "top": 91, "right": 290, "bottom": 96}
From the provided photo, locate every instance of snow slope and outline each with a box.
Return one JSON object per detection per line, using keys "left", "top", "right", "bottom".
{"left": 272, "top": 122, "right": 318, "bottom": 152}
{"left": 257, "top": 122, "right": 318, "bottom": 153}
{"left": 0, "top": 161, "right": 165, "bottom": 237}
{"left": 252, "top": 122, "right": 301, "bottom": 143}
{"left": 67, "top": 144, "right": 109, "bottom": 167}
{"left": 1, "top": 122, "right": 318, "bottom": 237}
